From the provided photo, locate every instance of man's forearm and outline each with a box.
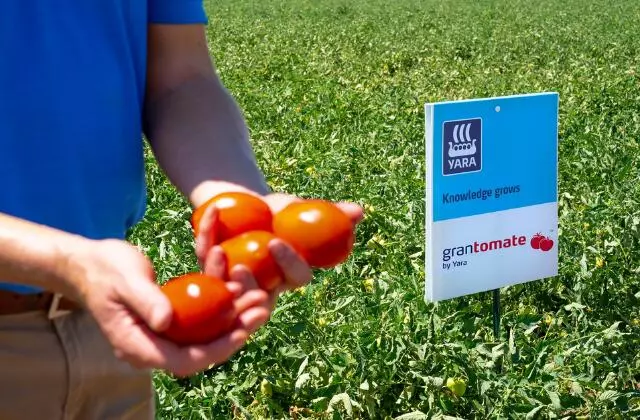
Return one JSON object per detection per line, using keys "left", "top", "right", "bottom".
{"left": 0, "top": 212, "right": 88, "bottom": 297}
{"left": 144, "top": 75, "right": 270, "bottom": 208}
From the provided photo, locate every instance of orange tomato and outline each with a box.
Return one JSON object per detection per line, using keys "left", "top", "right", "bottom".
{"left": 273, "top": 199, "right": 355, "bottom": 268}
{"left": 219, "top": 230, "right": 284, "bottom": 291}
{"left": 191, "top": 191, "right": 273, "bottom": 243}
{"left": 160, "top": 273, "right": 236, "bottom": 346}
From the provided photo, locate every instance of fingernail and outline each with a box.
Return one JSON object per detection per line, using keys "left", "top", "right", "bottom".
{"left": 226, "top": 283, "right": 242, "bottom": 296}
{"left": 271, "top": 242, "right": 288, "bottom": 259}
{"left": 151, "top": 307, "right": 170, "bottom": 331}
{"left": 214, "top": 246, "right": 226, "bottom": 262}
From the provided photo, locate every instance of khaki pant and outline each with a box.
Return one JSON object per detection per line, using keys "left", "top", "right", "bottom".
{"left": 0, "top": 309, "right": 155, "bottom": 420}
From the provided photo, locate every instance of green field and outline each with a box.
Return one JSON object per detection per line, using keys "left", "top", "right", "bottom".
{"left": 129, "top": 0, "right": 640, "bottom": 418}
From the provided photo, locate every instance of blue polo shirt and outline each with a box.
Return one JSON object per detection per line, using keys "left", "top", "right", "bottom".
{"left": 0, "top": 1, "right": 207, "bottom": 293}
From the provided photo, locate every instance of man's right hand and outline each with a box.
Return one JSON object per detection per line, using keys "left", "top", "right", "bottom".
{"left": 67, "top": 238, "right": 272, "bottom": 377}
{"left": 0, "top": 211, "right": 268, "bottom": 376}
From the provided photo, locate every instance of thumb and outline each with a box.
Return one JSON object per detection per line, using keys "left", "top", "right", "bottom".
{"left": 195, "top": 205, "right": 219, "bottom": 268}
{"left": 336, "top": 202, "right": 364, "bottom": 225}
{"left": 120, "top": 267, "right": 173, "bottom": 333}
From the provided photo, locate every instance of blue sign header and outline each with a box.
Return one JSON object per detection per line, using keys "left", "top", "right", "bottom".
{"left": 426, "top": 92, "right": 558, "bottom": 222}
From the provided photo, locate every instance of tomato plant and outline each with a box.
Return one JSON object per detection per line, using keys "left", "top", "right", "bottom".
{"left": 160, "top": 273, "right": 236, "bottom": 346}
{"left": 191, "top": 192, "right": 273, "bottom": 243}
{"left": 220, "top": 230, "right": 284, "bottom": 291}
{"left": 272, "top": 199, "right": 355, "bottom": 268}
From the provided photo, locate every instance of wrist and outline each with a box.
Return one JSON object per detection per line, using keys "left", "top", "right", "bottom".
{"left": 0, "top": 212, "right": 99, "bottom": 299}
{"left": 49, "top": 234, "right": 97, "bottom": 301}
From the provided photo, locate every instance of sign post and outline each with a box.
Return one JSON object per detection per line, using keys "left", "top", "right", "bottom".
{"left": 492, "top": 289, "right": 500, "bottom": 339}
{"left": 424, "top": 92, "right": 559, "bottom": 334}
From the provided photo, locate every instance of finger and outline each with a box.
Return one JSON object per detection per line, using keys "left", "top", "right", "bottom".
{"left": 235, "top": 305, "right": 272, "bottom": 336}
{"left": 118, "top": 267, "right": 173, "bottom": 333}
{"left": 233, "top": 287, "right": 271, "bottom": 314}
{"left": 172, "top": 330, "right": 251, "bottom": 375}
{"left": 166, "top": 290, "right": 272, "bottom": 375}
{"left": 231, "top": 286, "right": 272, "bottom": 335}
{"left": 102, "top": 308, "right": 180, "bottom": 371}
{"left": 195, "top": 205, "right": 219, "bottom": 267}
{"left": 268, "top": 238, "right": 313, "bottom": 289}
{"left": 117, "top": 286, "right": 272, "bottom": 377}
{"left": 116, "top": 287, "right": 270, "bottom": 377}
{"left": 115, "top": 328, "right": 174, "bottom": 370}
{"left": 117, "top": 324, "right": 235, "bottom": 378}
{"left": 336, "top": 202, "right": 364, "bottom": 225}
{"left": 203, "top": 245, "right": 227, "bottom": 278}
{"left": 225, "top": 265, "right": 261, "bottom": 298}
{"left": 266, "top": 287, "right": 284, "bottom": 311}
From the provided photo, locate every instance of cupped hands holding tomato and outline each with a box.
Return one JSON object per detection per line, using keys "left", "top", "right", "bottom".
{"left": 69, "top": 239, "right": 273, "bottom": 378}
{"left": 156, "top": 191, "right": 362, "bottom": 360}
{"left": 193, "top": 191, "right": 363, "bottom": 300}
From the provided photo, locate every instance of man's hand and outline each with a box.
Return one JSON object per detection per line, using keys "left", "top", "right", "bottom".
{"left": 194, "top": 192, "right": 364, "bottom": 305}
{"left": 69, "top": 238, "right": 271, "bottom": 377}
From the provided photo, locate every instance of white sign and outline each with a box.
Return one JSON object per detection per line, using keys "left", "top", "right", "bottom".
{"left": 424, "top": 92, "right": 559, "bottom": 302}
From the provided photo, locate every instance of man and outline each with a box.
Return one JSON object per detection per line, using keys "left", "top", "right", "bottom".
{"left": 0, "top": 2, "right": 362, "bottom": 419}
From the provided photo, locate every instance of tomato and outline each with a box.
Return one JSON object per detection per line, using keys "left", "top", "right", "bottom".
{"left": 220, "top": 230, "right": 284, "bottom": 291}
{"left": 272, "top": 199, "right": 355, "bottom": 268}
{"left": 539, "top": 237, "right": 554, "bottom": 252}
{"left": 259, "top": 378, "right": 273, "bottom": 397}
{"left": 446, "top": 377, "right": 467, "bottom": 397}
{"left": 191, "top": 192, "right": 273, "bottom": 243}
{"left": 160, "top": 273, "right": 236, "bottom": 346}
{"left": 530, "top": 233, "right": 543, "bottom": 249}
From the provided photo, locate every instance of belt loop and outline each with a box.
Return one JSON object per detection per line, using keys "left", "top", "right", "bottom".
{"left": 48, "top": 293, "right": 72, "bottom": 320}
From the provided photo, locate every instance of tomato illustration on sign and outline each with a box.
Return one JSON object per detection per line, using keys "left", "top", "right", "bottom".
{"left": 539, "top": 237, "right": 554, "bottom": 251}
{"left": 531, "top": 233, "right": 554, "bottom": 252}
{"left": 530, "top": 233, "right": 544, "bottom": 249}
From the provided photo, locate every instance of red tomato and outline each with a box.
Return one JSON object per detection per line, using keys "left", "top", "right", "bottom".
{"left": 220, "top": 230, "right": 284, "bottom": 291}
{"left": 530, "top": 233, "right": 543, "bottom": 249}
{"left": 191, "top": 192, "right": 273, "bottom": 243}
{"left": 272, "top": 199, "right": 355, "bottom": 268}
{"left": 160, "top": 273, "right": 236, "bottom": 346}
{"left": 539, "top": 237, "right": 554, "bottom": 252}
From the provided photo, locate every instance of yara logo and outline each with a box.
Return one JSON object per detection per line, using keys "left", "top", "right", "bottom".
{"left": 448, "top": 123, "right": 477, "bottom": 158}
{"left": 443, "top": 118, "right": 482, "bottom": 176}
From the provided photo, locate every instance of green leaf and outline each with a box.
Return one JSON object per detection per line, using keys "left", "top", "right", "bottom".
{"left": 327, "top": 392, "right": 360, "bottom": 415}
{"left": 597, "top": 390, "right": 620, "bottom": 402}
{"left": 277, "top": 346, "right": 306, "bottom": 359}
{"left": 602, "top": 321, "right": 622, "bottom": 338}
{"left": 359, "top": 380, "right": 370, "bottom": 391}
{"left": 326, "top": 296, "right": 356, "bottom": 314}
{"left": 295, "top": 373, "right": 311, "bottom": 392}
{"left": 526, "top": 405, "right": 545, "bottom": 419}
{"left": 296, "top": 356, "right": 309, "bottom": 378}
{"left": 547, "top": 390, "right": 562, "bottom": 410}
{"left": 564, "top": 302, "right": 586, "bottom": 311}
{"left": 394, "top": 411, "right": 428, "bottom": 420}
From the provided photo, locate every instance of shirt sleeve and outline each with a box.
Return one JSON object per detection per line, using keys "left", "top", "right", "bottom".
{"left": 148, "top": 0, "right": 208, "bottom": 24}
